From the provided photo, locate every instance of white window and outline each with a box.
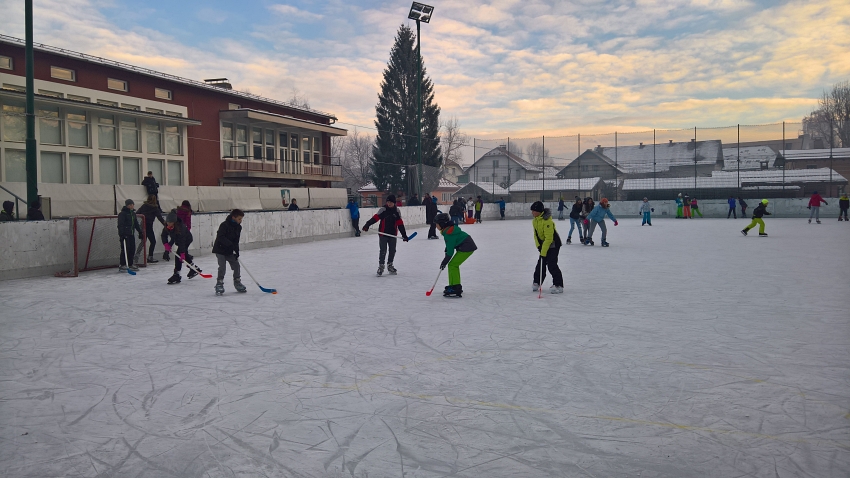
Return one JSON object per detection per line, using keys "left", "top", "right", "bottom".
{"left": 4, "top": 149, "right": 26, "bottom": 182}
{"left": 98, "top": 115, "right": 118, "bottom": 150}
{"left": 290, "top": 133, "right": 300, "bottom": 173}
{"left": 3, "top": 84, "right": 25, "bottom": 92}
{"left": 69, "top": 154, "right": 91, "bottom": 184}
{"left": 123, "top": 157, "right": 141, "bottom": 185}
{"left": 235, "top": 124, "right": 248, "bottom": 157}
{"left": 493, "top": 160, "right": 499, "bottom": 168}
{"left": 0, "top": 56, "right": 11, "bottom": 70}
{"left": 265, "top": 129, "right": 275, "bottom": 161}
{"left": 155, "top": 88, "right": 172, "bottom": 100}
{"left": 279, "top": 132, "right": 288, "bottom": 168}
{"left": 302, "top": 136, "right": 310, "bottom": 163}
{"left": 99, "top": 156, "right": 118, "bottom": 184}
{"left": 148, "top": 159, "right": 164, "bottom": 186}
{"left": 165, "top": 124, "right": 181, "bottom": 155}
{"left": 120, "top": 118, "right": 139, "bottom": 152}
{"left": 167, "top": 160, "right": 183, "bottom": 186}
{"left": 146, "top": 121, "right": 162, "bottom": 154}
{"left": 38, "top": 90, "right": 63, "bottom": 98}
{"left": 67, "top": 94, "right": 90, "bottom": 102}
{"left": 97, "top": 99, "right": 118, "bottom": 107}
{"left": 221, "top": 122, "right": 233, "bottom": 157}
{"left": 50, "top": 66, "right": 75, "bottom": 81}
{"left": 41, "top": 152, "right": 64, "bottom": 183}
{"left": 252, "top": 127, "right": 263, "bottom": 159}
{"left": 121, "top": 104, "right": 140, "bottom": 111}
{"left": 38, "top": 106, "right": 63, "bottom": 145}
{"left": 313, "top": 136, "right": 321, "bottom": 164}
{"left": 108, "top": 78, "right": 128, "bottom": 91}
{"left": 1, "top": 101, "right": 26, "bottom": 142}
{"left": 67, "top": 110, "right": 89, "bottom": 147}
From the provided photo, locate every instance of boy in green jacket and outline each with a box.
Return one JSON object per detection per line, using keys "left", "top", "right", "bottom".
{"left": 436, "top": 213, "right": 477, "bottom": 297}
{"left": 531, "top": 201, "right": 564, "bottom": 294}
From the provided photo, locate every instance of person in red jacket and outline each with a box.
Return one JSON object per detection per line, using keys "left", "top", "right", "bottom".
{"left": 362, "top": 195, "right": 409, "bottom": 276}
{"left": 807, "top": 191, "right": 828, "bottom": 224}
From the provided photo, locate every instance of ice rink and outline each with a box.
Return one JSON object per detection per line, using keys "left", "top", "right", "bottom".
{"left": 1, "top": 217, "right": 848, "bottom": 477}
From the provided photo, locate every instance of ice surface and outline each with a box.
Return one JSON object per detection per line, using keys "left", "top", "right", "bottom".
{"left": 1, "top": 218, "right": 848, "bottom": 477}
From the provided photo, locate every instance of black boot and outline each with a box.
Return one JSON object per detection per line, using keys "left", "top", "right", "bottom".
{"left": 147, "top": 255, "right": 159, "bottom": 263}
{"left": 444, "top": 284, "right": 463, "bottom": 297}
{"left": 167, "top": 273, "right": 181, "bottom": 284}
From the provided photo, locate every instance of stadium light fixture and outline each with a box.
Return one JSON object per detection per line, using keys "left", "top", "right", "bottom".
{"left": 408, "top": 2, "right": 433, "bottom": 23}
{"left": 408, "top": 2, "right": 434, "bottom": 197}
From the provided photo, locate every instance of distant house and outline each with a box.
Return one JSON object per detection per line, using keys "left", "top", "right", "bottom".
{"left": 781, "top": 148, "right": 850, "bottom": 196}
{"left": 508, "top": 178, "right": 605, "bottom": 203}
{"left": 462, "top": 146, "right": 542, "bottom": 188}
{"left": 428, "top": 178, "right": 461, "bottom": 205}
{"left": 559, "top": 140, "right": 724, "bottom": 179}
{"left": 441, "top": 159, "right": 466, "bottom": 185}
{"left": 722, "top": 146, "right": 778, "bottom": 171}
{"left": 453, "top": 182, "right": 510, "bottom": 203}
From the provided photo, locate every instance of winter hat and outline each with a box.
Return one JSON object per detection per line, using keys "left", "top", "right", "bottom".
{"left": 600, "top": 198, "right": 609, "bottom": 205}
{"left": 761, "top": 199, "right": 769, "bottom": 205}
{"left": 678, "top": 193, "right": 682, "bottom": 197}
{"left": 166, "top": 210, "right": 179, "bottom": 223}
{"left": 435, "top": 213, "right": 453, "bottom": 228}
{"left": 2, "top": 200, "right": 13, "bottom": 213}
{"left": 125, "top": 198, "right": 135, "bottom": 206}
{"left": 386, "top": 194, "right": 396, "bottom": 203}
{"left": 812, "top": 191, "right": 818, "bottom": 195}
{"left": 530, "top": 201, "right": 545, "bottom": 212}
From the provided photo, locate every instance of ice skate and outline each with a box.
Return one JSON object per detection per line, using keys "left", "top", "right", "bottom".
{"left": 187, "top": 268, "right": 198, "bottom": 279}
{"left": 808, "top": 219, "right": 811, "bottom": 223}
{"left": 566, "top": 236, "right": 571, "bottom": 244}
{"left": 601, "top": 241, "right": 610, "bottom": 247}
{"left": 167, "top": 273, "right": 181, "bottom": 284}
{"left": 119, "top": 265, "right": 128, "bottom": 272}
{"left": 741, "top": 229, "right": 748, "bottom": 236}
{"left": 129, "top": 264, "right": 140, "bottom": 272}
{"left": 234, "top": 278, "right": 247, "bottom": 293}
{"left": 215, "top": 280, "right": 224, "bottom": 296}
{"left": 759, "top": 232, "right": 768, "bottom": 237}
{"left": 816, "top": 220, "right": 821, "bottom": 224}
{"left": 377, "top": 263, "right": 384, "bottom": 276}
{"left": 550, "top": 285, "right": 564, "bottom": 294}
{"left": 147, "top": 255, "right": 158, "bottom": 263}
{"left": 532, "top": 283, "right": 540, "bottom": 292}
{"left": 444, "top": 284, "right": 462, "bottom": 298}
{"left": 387, "top": 263, "right": 397, "bottom": 275}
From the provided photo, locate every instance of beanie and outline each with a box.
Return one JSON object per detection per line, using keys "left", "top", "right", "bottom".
{"left": 386, "top": 194, "right": 396, "bottom": 203}
{"left": 2, "top": 200, "right": 13, "bottom": 213}
{"left": 166, "top": 210, "right": 179, "bottom": 223}
{"left": 125, "top": 198, "right": 135, "bottom": 206}
{"left": 530, "top": 201, "right": 545, "bottom": 212}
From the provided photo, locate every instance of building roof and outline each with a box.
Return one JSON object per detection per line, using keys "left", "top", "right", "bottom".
{"left": 782, "top": 147, "right": 850, "bottom": 161}
{"left": 454, "top": 181, "right": 510, "bottom": 197}
{"left": 0, "top": 33, "right": 337, "bottom": 121}
{"left": 443, "top": 159, "right": 466, "bottom": 171}
{"left": 621, "top": 168, "right": 847, "bottom": 190}
{"left": 542, "top": 166, "right": 561, "bottom": 179}
{"left": 468, "top": 146, "right": 542, "bottom": 172}
{"left": 587, "top": 140, "right": 723, "bottom": 174}
{"left": 434, "top": 178, "right": 461, "bottom": 190}
{"left": 358, "top": 182, "right": 378, "bottom": 192}
{"left": 721, "top": 146, "right": 777, "bottom": 171}
{"left": 509, "top": 178, "right": 603, "bottom": 192}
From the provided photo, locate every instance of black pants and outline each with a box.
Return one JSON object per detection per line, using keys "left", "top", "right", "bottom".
{"left": 428, "top": 221, "right": 437, "bottom": 238}
{"left": 379, "top": 235, "right": 397, "bottom": 264}
{"left": 474, "top": 210, "right": 482, "bottom": 222}
{"left": 500, "top": 209, "right": 505, "bottom": 219}
{"left": 352, "top": 217, "right": 360, "bottom": 234}
{"left": 174, "top": 246, "right": 193, "bottom": 273}
{"left": 119, "top": 236, "right": 136, "bottom": 266}
{"left": 533, "top": 246, "right": 563, "bottom": 287}
{"left": 840, "top": 207, "right": 848, "bottom": 219}
{"left": 741, "top": 207, "right": 747, "bottom": 218}
{"left": 146, "top": 224, "right": 156, "bottom": 256}
{"left": 727, "top": 207, "right": 736, "bottom": 219}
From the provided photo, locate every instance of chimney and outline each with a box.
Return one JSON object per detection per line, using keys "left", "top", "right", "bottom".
{"left": 595, "top": 144, "right": 603, "bottom": 153}
{"left": 639, "top": 142, "right": 645, "bottom": 148}
{"left": 669, "top": 140, "right": 673, "bottom": 146}
{"left": 688, "top": 138, "right": 696, "bottom": 150}
{"left": 204, "top": 78, "right": 233, "bottom": 90}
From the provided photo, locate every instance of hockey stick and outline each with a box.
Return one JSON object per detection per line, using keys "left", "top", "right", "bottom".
{"left": 376, "top": 231, "right": 417, "bottom": 240}
{"left": 238, "top": 259, "right": 278, "bottom": 294}
{"left": 122, "top": 238, "right": 136, "bottom": 276}
{"left": 177, "top": 256, "right": 212, "bottom": 279}
{"left": 538, "top": 256, "right": 543, "bottom": 299}
{"left": 425, "top": 268, "right": 444, "bottom": 296}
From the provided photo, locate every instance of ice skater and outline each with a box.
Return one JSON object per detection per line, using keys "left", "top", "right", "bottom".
{"left": 423, "top": 195, "right": 438, "bottom": 239}
{"left": 557, "top": 196, "right": 565, "bottom": 221}
{"left": 683, "top": 194, "right": 691, "bottom": 219}
{"left": 739, "top": 197, "right": 748, "bottom": 218}
{"left": 435, "top": 213, "right": 477, "bottom": 298}
{"left": 582, "top": 197, "right": 595, "bottom": 244}
{"left": 567, "top": 197, "right": 584, "bottom": 243}
{"left": 162, "top": 209, "right": 199, "bottom": 284}
{"left": 346, "top": 197, "right": 361, "bottom": 237}
{"left": 136, "top": 195, "right": 165, "bottom": 263}
{"left": 690, "top": 197, "right": 703, "bottom": 217}
{"left": 212, "top": 209, "right": 246, "bottom": 295}
{"left": 676, "top": 193, "right": 684, "bottom": 218}
{"left": 741, "top": 199, "right": 771, "bottom": 237}
{"left": 362, "top": 195, "right": 409, "bottom": 276}
{"left": 640, "top": 197, "right": 653, "bottom": 225}
{"left": 450, "top": 199, "right": 463, "bottom": 225}
{"left": 808, "top": 191, "right": 828, "bottom": 224}
{"left": 531, "top": 201, "right": 563, "bottom": 294}
{"left": 727, "top": 196, "right": 737, "bottom": 219}
{"left": 176, "top": 200, "right": 193, "bottom": 231}
{"left": 584, "top": 198, "right": 618, "bottom": 247}
{"left": 117, "top": 199, "right": 143, "bottom": 272}
{"left": 466, "top": 197, "right": 475, "bottom": 221}
{"left": 474, "top": 196, "right": 483, "bottom": 223}
{"left": 497, "top": 197, "right": 506, "bottom": 220}
{"left": 839, "top": 193, "right": 849, "bottom": 221}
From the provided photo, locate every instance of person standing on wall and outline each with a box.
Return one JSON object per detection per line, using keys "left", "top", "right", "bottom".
{"left": 346, "top": 197, "right": 361, "bottom": 237}
{"left": 727, "top": 196, "right": 737, "bottom": 219}
{"left": 136, "top": 195, "right": 166, "bottom": 263}
{"left": 738, "top": 197, "right": 748, "bottom": 218}
{"left": 117, "top": 199, "right": 143, "bottom": 272}
{"left": 288, "top": 198, "right": 300, "bottom": 211}
{"left": 423, "top": 194, "right": 438, "bottom": 239}
{"left": 807, "top": 190, "right": 828, "bottom": 224}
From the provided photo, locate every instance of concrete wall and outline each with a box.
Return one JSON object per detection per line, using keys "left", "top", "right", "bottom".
{"left": 0, "top": 206, "right": 426, "bottom": 281}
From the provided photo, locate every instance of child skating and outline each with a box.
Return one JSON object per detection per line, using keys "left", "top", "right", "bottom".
{"left": 117, "top": 199, "right": 143, "bottom": 272}
{"left": 585, "top": 198, "right": 618, "bottom": 247}
{"left": 435, "top": 213, "right": 477, "bottom": 297}
{"left": 567, "top": 197, "right": 584, "bottom": 243}
{"left": 639, "top": 197, "right": 653, "bottom": 225}
{"left": 690, "top": 197, "right": 703, "bottom": 217}
{"left": 839, "top": 193, "right": 849, "bottom": 221}
{"left": 212, "top": 209, "right": 246, "bottom": 295}
{"left": 530, "top": 201, "right": 564, "bottom": 294}
{"left": 582, "top": 197, "right": 595, "bottom": 244}
{"left": 676, "top": 193, "right": 684, "bottom": 218}
{"left": 162, "top": 209, "right": 200, "bottom": 284}
{"left": 683, "top": 194, "right": 691, "bottom": 219}
{"left": 741, "top": 199, "right": 771, "bottom": 237}
{"left": 362, "top": 195, "right": 409, "bottom": 276}
{"left": 807, "top": 191, "right": 828, "bottom": 224}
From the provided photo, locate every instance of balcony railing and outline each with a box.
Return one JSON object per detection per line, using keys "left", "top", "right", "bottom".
{"left": 223, "top": 156, "right": 341, "bottom": 178}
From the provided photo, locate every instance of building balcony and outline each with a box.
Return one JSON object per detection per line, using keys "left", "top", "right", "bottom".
{"left": 222, "top": 157, "right": 343, "bottom": 183}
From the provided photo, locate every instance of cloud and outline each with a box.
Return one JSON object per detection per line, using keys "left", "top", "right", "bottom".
{"left": 269, "top": 4, "right": 323, "bottom": 21}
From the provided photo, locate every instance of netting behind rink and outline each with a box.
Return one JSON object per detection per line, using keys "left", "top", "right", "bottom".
{"left": 55, "top": 216, "right": 147, "bottom": 277}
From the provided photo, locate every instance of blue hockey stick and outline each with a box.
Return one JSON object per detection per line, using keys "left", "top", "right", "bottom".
{"left": 238, "top": 259, "right": 277, "bottom": 294}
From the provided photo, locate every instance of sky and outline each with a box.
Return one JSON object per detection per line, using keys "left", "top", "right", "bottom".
{"left": 1, "top": 0, "right": 849, "bottom": 144}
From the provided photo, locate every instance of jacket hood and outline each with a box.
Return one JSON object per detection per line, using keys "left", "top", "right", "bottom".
{"left": 542, "top": 208, "right": 552, "bottom": 220}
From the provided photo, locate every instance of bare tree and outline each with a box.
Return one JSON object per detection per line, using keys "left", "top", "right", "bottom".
{"left": 525, "top": 141, "right": 550, "bottom": 166}
{"left": 440, "top": 116, "right": 468, "bottom": 167}
{"left": 288, "top": 87, "right": 311, "bottom": 110}
{"left": 339, "top": 128, "right": 374, "bottom": 191}
{"left": 805, "top": 80, "right": 850, "bottom": 148}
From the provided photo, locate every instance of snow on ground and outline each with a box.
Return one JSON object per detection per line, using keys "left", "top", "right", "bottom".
{"left": 1, "top": 217, "right": 848, "bottom": 477}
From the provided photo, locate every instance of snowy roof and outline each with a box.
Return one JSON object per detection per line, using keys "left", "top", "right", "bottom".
{"left": 357, "top": 182, "right": 378, "bottom": 192}
{"left": 468, "top": 146, "right": 542, "bottom": 172}
{"left": 595, "top": 140, "right": 722, "bottom": 174}
{"left": 621, "top": 168, "right": 847, "bottom": 190}
{"left": 722, "top": 146, "right": 777, "bottom": 171}
{"left": 434, "top": 178, "right": 461, "bottom": 190}
{"left": 542, "top": 166, "right": 561, "bottom": 179}
{"left": 781, "top": 148, "right": 850, "bottom": 161}
{"left": 454, "top": 181, "right": 510, "bottom": 196}
{"left": 509, "top": 178, "right": 603, "bottom": 192}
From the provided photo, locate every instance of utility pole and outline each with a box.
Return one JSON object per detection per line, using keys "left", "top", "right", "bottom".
{"left": 25, "top": 0, "right": 38, "bottom": 210}
{"left": 416, "top": 20, "right": 423, "bottom": 199}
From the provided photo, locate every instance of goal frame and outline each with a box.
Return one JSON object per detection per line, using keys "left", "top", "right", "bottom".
{"left": 55, "top": 215, "right": 148, "bottom": 277}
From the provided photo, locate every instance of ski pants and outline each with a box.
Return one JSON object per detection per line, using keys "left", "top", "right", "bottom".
{"left": 727, "top": 207, "right": 737, "bottom": 219}
{"left": 467, "top": 209, "right": 474, "bottom": 219}
{"left": 569, "top": 217, "right": 584, "bottom": 238}
{"left": 534, "top": 247, "right": 563, "bottom": 287}
{"left": 677, "top": 206, "right": 683, "bottom": 218}
{"left": 379, "top": 235, "right": 397, "bottom": 264}
{"left": 119, "top": 236, "right": 136, "bottom": 266}
{"left": 809, "top": 206, "right": 820, "bottom": 220}
{"left": 351, "top": 217, "right": 360, "bottom": 234}
{"left": 173, "top": 245, "right": 193, "bottom": 273}
{"left": 744, "top": 218, "right": 765, "bottom": 234}
{"left": 642, "top": 211, "right": 652, "bottom": 225}
{"left": 841, "top": 207, "right": 848, "bottom": 219}
{"left": 691, "top": 206, "right": 703, "bottom": 217}
{"left": 683, "top": 205, "right": 691, "bottom": 218}
{"left": 216, "top": 253, "right": 240, "bottom": 281}
{"left": 447, "top": 251, "right": 473, "bottom": 285}
{"left": 587, "top": 219, "right": 608, "bottom": 242}
{"left": 499, "top": 209, "right": 505, "bottom": 219}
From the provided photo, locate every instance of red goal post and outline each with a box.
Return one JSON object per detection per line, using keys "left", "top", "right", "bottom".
{"left": 55, "top": 215, "right": 148, "bottom": 277}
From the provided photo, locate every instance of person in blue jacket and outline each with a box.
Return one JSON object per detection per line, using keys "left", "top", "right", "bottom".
{"left": 727, "top": 196, "right": 737, "bottom": 219}
{"left": 557, "top": 196, "right": 566, "bottom": 220}
{"left": 346, "top": 197, "right": 360, "bottom": 237}
{"left": 584, "top": 198, "right": 618, "bottom": 247}
{"left": 497, "top": 197, "right": 506, "bottom": 220}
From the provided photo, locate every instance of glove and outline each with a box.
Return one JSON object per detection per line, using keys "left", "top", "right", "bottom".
{"left": 402, "top": 235, "right": 409, "bottom": 242}
{"left": 440, "top": 255, "right": 451, "bottom": 270}
{"left": 362, "top": 225, "right": 369, "bottom": 232}
{"left": 825, "top": 201, "right": 828, "bottom": 205}
{"left": 180, "top": 253, "right": 186, "bottom": 262}
{"left": 614, "top": 221, "right": 619, "bottom": 226}
{"left": 651, "top": 208, "right": 654, "bottom": 212}
{"left": 163, "top": 243, "right": 172, "bottom": 252}
{"left": 583, "top": 219, "right": 589, "bottom": 225}
{"left": 235, "top": 251, "right": 240, "bottom": 259}
{"left": 807, "top": 206, "right": 811, "bottom": 209}
{"left": 163, "top": 251, "right": 171, "bottom": 261}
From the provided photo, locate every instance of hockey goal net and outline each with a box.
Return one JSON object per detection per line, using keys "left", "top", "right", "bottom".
{"left": 55, "top": 216, "right": 147, "bottom": 277}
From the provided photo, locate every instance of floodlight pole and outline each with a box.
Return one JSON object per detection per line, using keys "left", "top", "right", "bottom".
{"left": 25, "top": 0, "right": 38, "bottom": 211}
{"left": 416, "top": 19, "right": 423, "bottom": 199}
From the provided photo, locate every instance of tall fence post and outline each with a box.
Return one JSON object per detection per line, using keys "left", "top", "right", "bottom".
{"left": 653, "top": 129, "right": 656, "bottom": 196}
{"left": 782, "top": 121, "right": 785, "bottom": 195}
{"left": 577, "top": 133, "right": 581, "bottom": 192}
{"left": 614, "top": 132, "right": 618, "bottom": 200}
{"left": 693, "top": 126, "right": 697, "bottom": 192}
{"left": 737, "top": 124, "right": 740, "bottom": 197}
{"left": 542, "top": 135, "right": 545, "bottom": 202}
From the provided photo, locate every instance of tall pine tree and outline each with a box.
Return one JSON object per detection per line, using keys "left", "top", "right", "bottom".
{"left": 372, "top": 25, "right": 441, "bottom": 196}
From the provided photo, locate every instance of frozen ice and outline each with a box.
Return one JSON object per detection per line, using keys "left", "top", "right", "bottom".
{"left": 0, "top": 218, "right": 848, "bottom": 477}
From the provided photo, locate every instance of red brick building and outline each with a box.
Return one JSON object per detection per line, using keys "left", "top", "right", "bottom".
{"left": 0, "top": 34, "right": 346, "bottom": 188}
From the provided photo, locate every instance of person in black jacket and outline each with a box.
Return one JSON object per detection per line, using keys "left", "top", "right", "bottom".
{"left": 27, "top": 200, "right": 45, "bottom": 221}
{"left": 288, "top": 198, "right": 300, "bottom": 211}
{"left": 212, "top": 209, "right": 246, "bottom": 295}
{"left": 161, "top": 209, "right": 198, "bottom": 284}
{"left": 423, "top": 195, "right": 438, "bottom": 239}
{"left": 738, "top": 197, "right": 748, "bottom": 218}
{"left": 117, "top": 199, "right": 143, "bottom": 271}
{"left": 136, "top": 195, "right": 165, "bottom": 263}
{"left": 741, "top": 199, "right": 771, "bottom": 236}
{"left": 0, "top": 201, "right": 15, "bottom": 222}
{"left": 408, "top": 194, "right": 421, "bottom": 206}
{"left": 567, "top": 196, "right": 584, "bottom": 244}
{"left": 449, "top": 198, "right": 463, "bottom": 225}
{"left": 141, "top": 171, "right": 161, "bottom": 212}
{"left": 362, "top": 194, "right": 409, "bottom": 276}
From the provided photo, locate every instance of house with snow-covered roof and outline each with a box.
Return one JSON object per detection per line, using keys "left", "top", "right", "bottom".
{"left": 722, "top": 146, "right": 778, "bottom": 171}
{"left": 558, "top": 140, "right": 724, "bottom": 180}
{"left": 461, "top": 146, "right": 542, "bottom": 188}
